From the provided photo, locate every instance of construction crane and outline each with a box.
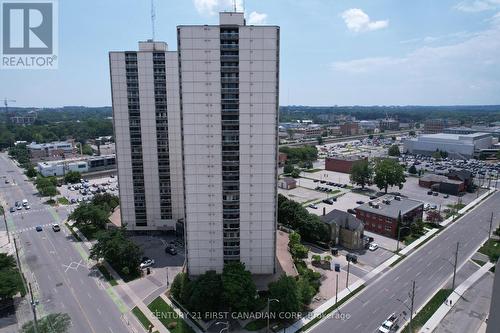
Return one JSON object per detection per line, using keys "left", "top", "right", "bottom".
{"left": 3, "top": 98, "right": 16, "bottom": 114}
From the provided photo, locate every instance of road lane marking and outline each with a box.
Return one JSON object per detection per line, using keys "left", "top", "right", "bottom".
{"left": 394, "top": 276, "right": 400, "bottom": 281}
{"left": 97, "top": 307, "right": 102, "bottom": 315}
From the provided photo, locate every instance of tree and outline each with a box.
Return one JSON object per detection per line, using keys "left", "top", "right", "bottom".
{"left": 388, "top": 145, "right": 401, "bottom": 157}
{"left": 25, "top": 166, "right": 37, "bottom": 178}
{"left": 497, "top": 150, "right": 500, "bottom": 160}
{"left": 69, "top": 203, "right": 109, "bottom": 229}
{"left": 409, "top": 130, "right": 416, "bottom": 136}
{"left": 410, "top": 220, "right": 425, "bottom": 236}
{"left": 35, "top": 176, "right": 58, "bottom": 197}
{"left": 298, "top": 214, "right": 330, "bottom": 243}
{"left": 92, "top": 193, "right": 120, "bottom": 212}
{"left": 268, "top": 275, "right": 302, "bottom": 315}
{"left": 188, "top": 271, "right": 223, "bottom": 315}
{"left": 290, "top": 168, "right": 301, "bottom": 178}
{"left": 350, "top": 159, "right": 373, "bottom": 189}
{"left": 0, "top": 254, "right": 24, "bottom": 300}
{"left": 297, "top": 277, "right": 316, "bottom": 306}
{"left": 81, "top": 144, "right": 94, "bottom": 155}
{"left": 171, "top": 272, "right": 190, "bottom": 302}
{"left": 64, "top": 171, "right": 81, "bottom": 184}
{"left": 222, "top": 262, "right": 257, "bottom": 312}
{"left": 89, "top": 228, "right": 142, "bottom": 278}
{"left": 283, "top": 164, "right": 294, "bottom": 174}
{"left": 373, "top": 159, "right": 406, "bottom": 193}
{"left": 289, "top": 232, "right": 309, "bottom": 259}
{"left": 316, "top": 136, "right": 324, "bottom": 145}
{"left": 21, "top": 313, "right": 71, "bottom": 333}
{"left": 408, "top": 165, "right": 418, "bottom": 175}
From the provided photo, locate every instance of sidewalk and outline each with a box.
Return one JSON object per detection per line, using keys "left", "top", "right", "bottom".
{"left": 72, "top": 225, "right": 166, "bottom": 333}
{"left": 418, "top": 261, "right": 494, "bottom": 333}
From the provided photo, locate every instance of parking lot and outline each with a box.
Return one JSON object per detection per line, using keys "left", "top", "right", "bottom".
{"left": 57, "top": 174, "right": 119, "bottom": 205}
{"left": 127, "top": 234, "right": 185, "bottom": 301}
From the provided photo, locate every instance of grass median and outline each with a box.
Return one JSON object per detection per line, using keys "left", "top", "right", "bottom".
{"left": 401, "top": 289, "right": 452, "bottom": 333}
{"left": 147, "top": 296, "right": 195, "bottom": 333}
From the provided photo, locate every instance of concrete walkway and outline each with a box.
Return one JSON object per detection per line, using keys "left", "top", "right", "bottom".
{"left": 419, "top": 261, "right": 494, "bottom": 333}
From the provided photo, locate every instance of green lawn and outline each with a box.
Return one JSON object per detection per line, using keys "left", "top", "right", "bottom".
{"left": 147, "top": 297, "right": 194, "bottom": 333}
{"left": 478, "top": 239, "right": 500, "bottom": 263}
{"left": 244, "top": 319, "right": 267, "bottom": 331}
{"left": 304, "top": 168, "right": 323, "bottom": 173}
{"left": 402, "top": 289, "right": 452, "bottom": 333}
{"left": 57, "top": 197, "right": 69, "bottom": 205}
{"left": 132, "top": 307, "right": 153, "bottom": 331}
{"left": 472, "top": 259, "right": 486, "bottom": 266}
{"left": 97, "top": 265, "right": 118, "bottom": 286}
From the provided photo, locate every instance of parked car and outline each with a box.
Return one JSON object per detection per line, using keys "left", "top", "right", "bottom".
{"left": 356, "top": 200, "right": 365, "bottom": 204}
{"left": 165, "top": 246, "right": 177, "bottom": 255}
{"left": 322, "top": 199, "right": 334, "bottom": 205}
{"left": 444, "top": 194, "right": 449, "bottom": 198}
{"left": 308, "top": 204, "right": 318, "bottom": 209}
{"left": 140, "top": 258, "right": 155, "bottom": 269}
{"left": 368, "top": 243, "right": 379, "bottom": 251}
{"left": 52, "top": 224, "right": 61, "bottom": 232}
{"left": 427, "top": 191, "right": 433, "bottom": 195}
{"left": 35, "top": 225, "right": 43, "bottom": 232}
{"left": 378, "top": 313, "right": 397, "bottom": 333}
{"left": 433, "top": 192, "right": 438, "bottom": 196}
{"left": 9, "top": 207, "right": 15, "bottom": 213}
{"left": 347, "top": 208, "right": 356, "bottom": 214}
{"left": 25, "top": 205, "right": 30, "bottom": 210}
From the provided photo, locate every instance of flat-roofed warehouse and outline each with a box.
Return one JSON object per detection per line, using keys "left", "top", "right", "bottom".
{"left": 403, "top": 132, "right": 492, "bottom": 159}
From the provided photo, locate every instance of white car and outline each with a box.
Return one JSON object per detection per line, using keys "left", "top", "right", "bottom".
{"left": 378, "top": 313, "right": 397, "bottom": 333}
{"left": 368, "top": 243, "right": 379, "bottom": 251}
{"left": 25, "top": 205, "right": 30, "bottom": 210}
{"left": 140, "top": 259, "right": 155, "bottom": 269}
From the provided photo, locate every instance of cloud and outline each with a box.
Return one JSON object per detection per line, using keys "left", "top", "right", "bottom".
{"left": 454, "top": 0, "right": 500, "bottom": 12}
{"left": 341, "top": 8, "right": 388, "bottom": 32}
{"left": 193, "top": 0, "right": 243, "bottom": 16}
{"left": 329, "top": 12, "right": 500, "bottom": 104}
{"left": 247, "top": 11, "right": 267, "bottom": 24}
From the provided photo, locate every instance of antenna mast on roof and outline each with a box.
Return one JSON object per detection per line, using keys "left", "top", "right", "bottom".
{"left": 151, "top": 0, "right": 156, "bottom": 40}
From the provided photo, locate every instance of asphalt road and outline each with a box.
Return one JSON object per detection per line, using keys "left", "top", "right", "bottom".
{"left": 0, "top": 153, "right": 129, "bottom": 333}
{"left": 310, "top": 190, "right": 500, "bottom": 333}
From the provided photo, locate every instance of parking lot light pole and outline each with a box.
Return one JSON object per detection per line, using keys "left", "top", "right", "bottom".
{"left": 267, "top": 298, "right": 279, "bottom": 333}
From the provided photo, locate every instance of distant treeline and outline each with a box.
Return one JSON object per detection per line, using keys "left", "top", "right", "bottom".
{"left": 279, "top": 105, "right": 500, "bottom": 124}
{"left": 0, "top": 106, "right": 113, "bottom": 149}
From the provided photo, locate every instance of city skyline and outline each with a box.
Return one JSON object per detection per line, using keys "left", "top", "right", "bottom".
{"left": 2, "top": 0, "right": 500, "bottom": 107}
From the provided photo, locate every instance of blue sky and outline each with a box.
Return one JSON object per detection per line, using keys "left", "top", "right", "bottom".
{"left": 2, "top": 0, "right": 500, "bottom": 107}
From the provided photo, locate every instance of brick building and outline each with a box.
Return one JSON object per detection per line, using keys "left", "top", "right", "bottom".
{"left": 418, "top": 174, "right": 465, "bottom": 195}
{"left": 325, "top": 155, "right": 367, "bottom": 173}
{"left": 355, "top": 195, "right": 424, "bottom": 238}
{"left": 340, "top": 122, "right": 359, "bottom": 136}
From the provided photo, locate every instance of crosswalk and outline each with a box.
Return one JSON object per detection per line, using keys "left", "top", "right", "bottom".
{"left": 12, "top": 223, "right": 56, "bottom": 234}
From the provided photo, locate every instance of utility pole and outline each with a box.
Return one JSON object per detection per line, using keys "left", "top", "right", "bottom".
{"left": 346, "top": 260, "right": 350, "bottom": 288}
{"left": 409, "top": 280, "right": 415, "bottom": 333}
{"left": 452, "top": 242, "right": 459, "bottom": 290}
{"left": 29, "top": 282, "right": 39, "bottom": 333}
{"left": 488, "top": 212, "right": 493, "bottom": 241}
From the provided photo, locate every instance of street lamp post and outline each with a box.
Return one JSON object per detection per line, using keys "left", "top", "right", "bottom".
{"left": 396, "top": 280, "right": 416, "bottom": 333}
{"left": 267, "top": 298, "right": 279, "bottom": 333}
{"left": 215, "top": 321, "right": 229, "bottom": 333}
